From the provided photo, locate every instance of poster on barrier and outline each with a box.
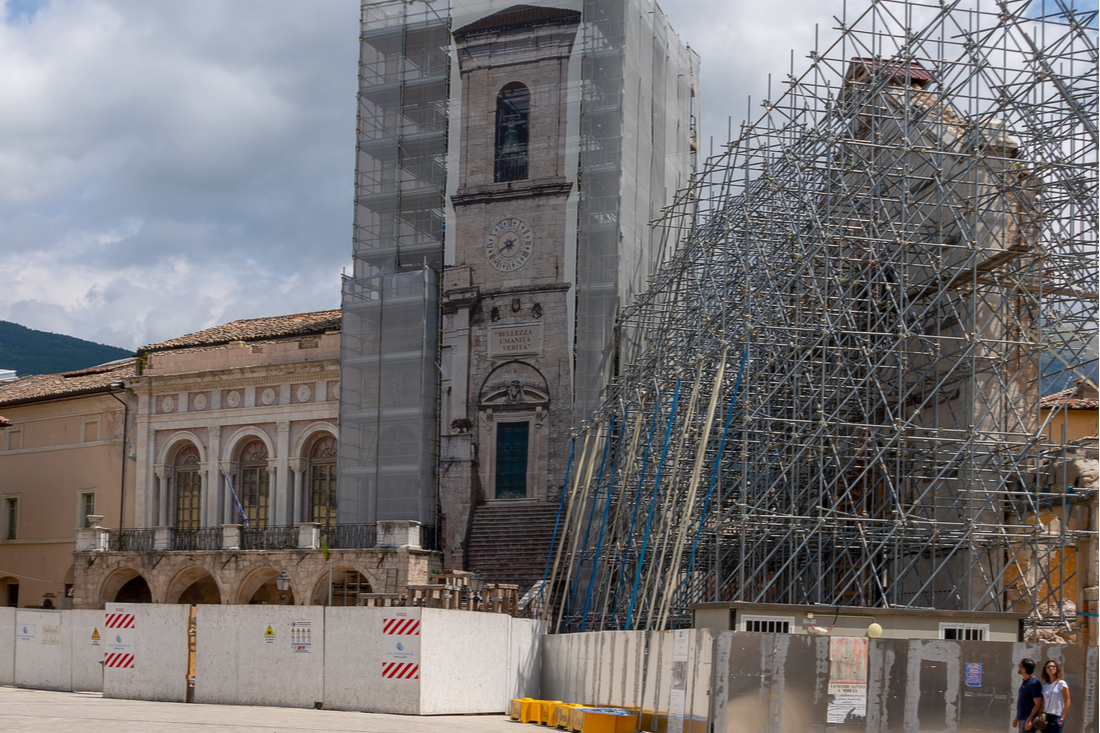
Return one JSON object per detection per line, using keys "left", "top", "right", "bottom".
{"left": 290, "top": 620, "right": 312, "bottom": 653}
{"left": 104, "top": 604, "right": 137, "bottom": 669}
{"left": 381, "top": 610, "right": 420, "bottom": 680}
{"left": 826, "top": 637, "right": 867, "bottom": 724}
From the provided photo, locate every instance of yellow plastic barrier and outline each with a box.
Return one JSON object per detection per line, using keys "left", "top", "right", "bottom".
{"left": 521, "top": 698, "right": 542, "bottom": 724}
{"left": 539, "top": 700, "right": 563, "bottom": 725}
{"left": 552, "top": 703, "right": 582, "bottom": 729}
{"left": 510, "top": 698, "right": 530, "bottom": 721}
{"left": 569, "top": 707, "right": 634, "bottom": 733}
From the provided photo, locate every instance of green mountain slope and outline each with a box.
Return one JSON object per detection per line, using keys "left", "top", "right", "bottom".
{"left": 0, "top": 321, "right": 132, "bottom": 377}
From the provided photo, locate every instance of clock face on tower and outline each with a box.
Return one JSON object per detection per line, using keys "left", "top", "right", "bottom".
{"left": 485, "top": 218, "right": 534, "bottom": 272}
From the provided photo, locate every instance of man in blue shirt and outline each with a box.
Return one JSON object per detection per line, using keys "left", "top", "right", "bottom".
{"left": 1013, "top": 658, "right": 1043, "bottom": 731}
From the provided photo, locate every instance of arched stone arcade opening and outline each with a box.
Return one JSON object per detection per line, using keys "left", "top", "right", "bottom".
{"left": 166, "top": 566, "right": 222, "bottom": 605}
{"left": 236, "top": 566, "right": 295, "bottom": 605}
{"left": 310, "top": 568, "right": 372, "bottom": 606}
{"left": 100, "top": 568, "right": 152, "bottom": 605}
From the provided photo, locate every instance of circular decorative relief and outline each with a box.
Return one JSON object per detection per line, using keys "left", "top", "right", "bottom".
{"left": 192, "top": 393, "right": 207, "bottom": 410}
{"left": 161, "top": 396, "right": 174, "bottom": 413}
{"left": 226, "top": 391, "right": 241, "bottom": 408}
{"left": 331, "top": 382, "right": 339, "bottom": 401}
{"left": 261, "top": 388, "right": 277, "bottom": 405}
{"left": 296, "top": 384, "right": 312, "bottom": 403}
{"left": 485, "top": 218, "right": 534, "bottom": 272}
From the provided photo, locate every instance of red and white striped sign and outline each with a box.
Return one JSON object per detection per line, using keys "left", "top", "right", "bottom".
{"left": 382, "top": 662, "right": 419, "bottom": 679}
{"left": 103, "top": 604, "right": 137, "bottom": 670}
{"left": 382, "top": 617, "right": 420, "bottom": 635}
{"left": 104, "top": 612, "right": 135, "bottom": 629}
{"left": 103, "top": 652, "right": 134, "bottom": 669}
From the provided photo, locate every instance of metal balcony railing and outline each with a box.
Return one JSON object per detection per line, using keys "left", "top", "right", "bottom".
{"left": 172, "top": 527, "right": 223, "bottom": 551}
{"left": 320, "top": 523, "right": 377, "bottom": 549}
{"left": 240, "top": 525, "right": 298, "bottom": 550}
{"left": 107, "top": 529, "right": 155, "bottom": 552}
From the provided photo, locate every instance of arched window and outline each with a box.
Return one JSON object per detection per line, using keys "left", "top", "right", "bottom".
{"left": 238, "top": 441, "right": 269, "bottom": 530}
{"left": 309, "top": 436, "right": 338, "bottom": 529}
{"left": 174, "top": 445, "right": 202, "bottom": 531}
{"left": 495, "top": 83, "right": 530, "bottom": 182}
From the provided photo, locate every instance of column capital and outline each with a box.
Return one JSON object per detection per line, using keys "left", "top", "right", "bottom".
{"left": 154, "top": 464, "right": 169, "bottom": 480}
{"left": 208, "top": 425, "right": 221, "bottom": 439}
{"left": 288, "top": 457, "right": 304, "bottom": 473}
{"left": 277, "top": 420, "right": 290, "bottom": 433}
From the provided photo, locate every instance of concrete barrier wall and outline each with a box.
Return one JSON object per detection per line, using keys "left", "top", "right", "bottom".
{"left": 69, "top": 609, "right": 104, "bottom": 691}
{"left": 194, "top": 605, "right": 325, "bottom": 709}
{"left": 102, "top": 604, "right": 190, "bottom": 702}
{"left": 542, "top": 628, "right": 713, "bottom": 731}
{"left": 14, "top": 609, "right": 71, "bottom": 691}
{"left": 322, "top": 606, "right": 420, "bottom": 714}
{"left": 506, "top": 616, "right": 544, "bottom": 704}
{"left": 2, "top": 604, "right": 543, "bottom": 715}
{"left": 0, "top": 606, "right": 14, "bottom": 686}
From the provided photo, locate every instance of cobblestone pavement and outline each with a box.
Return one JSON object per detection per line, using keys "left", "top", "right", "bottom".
{"left": 0, "top": 686, "right": 519, "bottom": 732}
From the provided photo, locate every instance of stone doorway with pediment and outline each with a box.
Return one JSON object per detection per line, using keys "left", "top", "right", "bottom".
{"left": 477, "top": 361, "right": 550, "bottom": 502}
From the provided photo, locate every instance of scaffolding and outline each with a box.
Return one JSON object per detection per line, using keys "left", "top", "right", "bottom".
{"left": 544, "top": 0, "right": 1098, "bottom": 636}
{"left": 338, "top": 0, "right": 450, "bottom": 534}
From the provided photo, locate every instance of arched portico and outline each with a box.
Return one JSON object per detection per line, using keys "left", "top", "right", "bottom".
{"left": 100, "top": 567, "right": 152, "bottom": 605}
{"left": 236, "top": 566, "right": 296, "bottom": 605}
{"left": 166, "top": 565, "right": 222, "bottom": 604}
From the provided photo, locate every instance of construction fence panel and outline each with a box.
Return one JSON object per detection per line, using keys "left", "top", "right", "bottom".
{"left": 194, "top": 605, "right": 325, "bottom": 709}
{"left": 13, "top": 608, "right": 70, "bottom": 691}
{"left": 322, "top": 606, "right": 420, "bottom": 714}
{"left": 541, "top": 628, "right": 712, "bottom": 732}
{"left": 69, "top": 609, "right": 104, "bottom": 692}
{"left": 0, "top": 606, "right": 13, "bottom": 685}
{"left": 102, "top": 603, "right": 190, "bottom": 702}
{"left": 713, "top": 634, "right": 1099, "bottom": 733}
{"left": 505, "top": 616, "right": 545, "bottom": 706}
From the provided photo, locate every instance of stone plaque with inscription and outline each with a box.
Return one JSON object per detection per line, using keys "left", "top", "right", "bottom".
{"left": 489, "top": 322, "right": 543, "bottom": 358}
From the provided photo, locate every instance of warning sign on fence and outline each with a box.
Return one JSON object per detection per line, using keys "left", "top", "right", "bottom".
{"left": 290, "top": 620, "right": 311, "bottom": 653}
{"left": 264, "top": 625, "right": 275, "bottom": 644}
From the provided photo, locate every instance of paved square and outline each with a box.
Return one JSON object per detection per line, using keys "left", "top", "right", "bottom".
{"left": 0, "top": 686, "right": 519, "bottom": 732}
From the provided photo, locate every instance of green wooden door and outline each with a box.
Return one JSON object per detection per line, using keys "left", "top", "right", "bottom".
{"left": 495, "top": 422, "right": 529, "bottom": 499}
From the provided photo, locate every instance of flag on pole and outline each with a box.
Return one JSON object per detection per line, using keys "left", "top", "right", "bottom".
{"left": 220, "top": 464, "right": 249, "bottom": 529}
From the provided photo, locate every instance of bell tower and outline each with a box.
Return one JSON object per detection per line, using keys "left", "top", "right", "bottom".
{"left": 440, "top": 6, "right": 581, "bottom": 566}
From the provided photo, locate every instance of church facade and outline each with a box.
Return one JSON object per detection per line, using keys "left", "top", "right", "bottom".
{"left": 339, "top": 0, "right": 699, "bottom": 582}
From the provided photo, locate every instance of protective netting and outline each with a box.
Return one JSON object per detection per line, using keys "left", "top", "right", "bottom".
{"left": 339, "top": 0, "right": 450, "bottom": 530}
{"left": 544, "top": 0, "right": 1098, "bottom": 635}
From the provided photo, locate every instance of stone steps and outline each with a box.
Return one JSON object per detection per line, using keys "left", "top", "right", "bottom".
{"left": 464, "top": 502, "right": 563, "bottom": 592}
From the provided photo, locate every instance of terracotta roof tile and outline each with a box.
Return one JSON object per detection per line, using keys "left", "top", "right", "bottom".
{"left": 1041, "top": 380, "right": 1100, "bottom": 411}
{"left": 0, "top": 359, "right": 137, "bottom": 407}
{"left": 138, "top": 309, "right": 341, "bottom": 354}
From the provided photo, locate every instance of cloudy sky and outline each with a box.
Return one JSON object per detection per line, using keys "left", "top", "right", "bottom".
{"left": 0, "top": 0, "right": 1077, "bottom": 351}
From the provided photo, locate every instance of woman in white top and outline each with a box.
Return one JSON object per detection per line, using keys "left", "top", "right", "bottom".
{"left": 1040, "top": 660, "right": 1071, "bottom": 733}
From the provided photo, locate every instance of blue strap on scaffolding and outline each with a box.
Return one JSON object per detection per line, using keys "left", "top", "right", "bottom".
{"left": 625, "top": 377, "right": 681, "bottom": 631}
{"left": 580, "top": 407, "right": 627, "bottom": 632}
{"left": 681, "top": 345, "right": 749, "bottom": 605}
{"left": 566, "top": 412, "right": 616, "bottom": 630}
{"left": 610, "top": 391, "right": 663, "bottom": 620}
{"left": 535, "top": 438, "right": 575, "bottom": 619}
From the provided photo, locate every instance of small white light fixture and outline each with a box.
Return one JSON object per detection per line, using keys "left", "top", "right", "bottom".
{"left": 867, "top": 622, "right": 883, "bottom": 638}
{"left": 275, "top": 572, "right": 290, "bottom": 592}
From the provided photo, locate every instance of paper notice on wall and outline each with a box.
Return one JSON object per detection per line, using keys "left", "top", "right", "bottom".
{"left": 16, "top": 624, "right": 35, "bottom": 642}
{"left": 290, "top": 620, "right": 312, "bottom": 653}
{"left": 826, "top": 637, "right": 868, "bottom": 724}
{"left": 41, "top": 625, "right": 61, "bottom": 646}
{"left": 667, "top": 630, "right": 690, "bottom": 733}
